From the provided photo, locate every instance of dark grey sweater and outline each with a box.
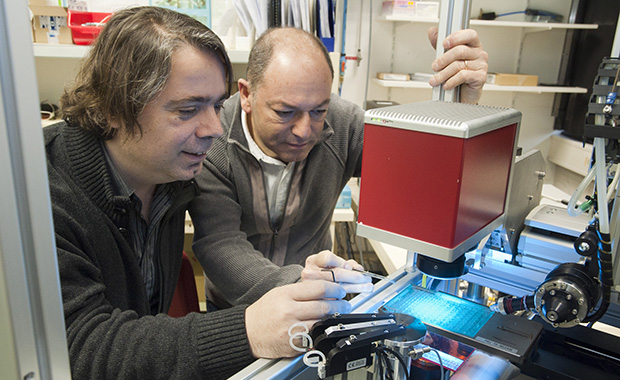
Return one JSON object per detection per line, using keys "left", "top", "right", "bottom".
{"left": 190, "top": 92, "right": 365, "bottom": 307}
{"left": 45, "top": 121, "right": 255, "bottom": 379}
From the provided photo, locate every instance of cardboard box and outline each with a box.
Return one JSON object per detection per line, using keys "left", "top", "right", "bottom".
{"left": 381, "top": 0, "right": 438, "bottom": 18}
{"left": 415, "top": 1, "right": 439, "bottom": 19}
{"left": 30, "top": 5, "right": 72, "bottom": 44}
{"left": 486, "top": 73, "right": 539, "bottom": 86}
{"left": 381, "top": 0, "right": 416, "bottom": 17}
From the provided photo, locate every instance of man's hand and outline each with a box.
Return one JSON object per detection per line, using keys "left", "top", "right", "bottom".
{"left": 427, "top": 27, "right": 488, "bottom": 104}
{"left": 245, "top": 280, "right": 352, "bottom": 358}
{"left": 301, "top": 250, "right": 373, "bottom": 294}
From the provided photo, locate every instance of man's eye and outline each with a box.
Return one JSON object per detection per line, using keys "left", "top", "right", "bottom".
{"left": 178, "top": 108, "right": 197, "bottom": 117}
{"left": 311, "top": 109, "right": 327, "bottom": 119}
{"left": 275, "top": 110, "right": 293, "bottom": 117}
{"left": 215, "top": 103, "right": 225, "bottom": 114}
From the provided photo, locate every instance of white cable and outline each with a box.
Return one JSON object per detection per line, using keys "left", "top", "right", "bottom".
{"left": 288, "top": 322, "right": 312, "bottom": 353}
{"left": 567, "top": 163, "right": 596, "bottom": 217}
{"left": 289, "top": 331, "right": 313, "bottom": 353}
{"left": 303, "top": 349, "right": 327, "bottom": 368}
{"left": 288, "top": 322, "right": 309, "bottom": 336}
{"left": 287, "top": 322, "right": 326, "bottom": 371}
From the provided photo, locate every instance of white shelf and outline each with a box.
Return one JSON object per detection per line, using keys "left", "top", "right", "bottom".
{"left": 33, "top": 43, "right": 90, "bottom": 58}
{"left": 33, "top": 43, "right": 250, "bottom": 64}
{"left": 372, "top": 78, "right": 588, "bottom": 94}
{"left": 332, "top": 207, "right": 355, "bottom": 222}
{"left": 377, "top": 16, "right": 599, "bottom": 30}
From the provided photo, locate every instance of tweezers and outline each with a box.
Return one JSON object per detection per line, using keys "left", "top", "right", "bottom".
{"left": 321, "top": 267, "right": 396, "bottom": 284}
{"left": 352, "top": 268, "right": 396, "bottom": 284}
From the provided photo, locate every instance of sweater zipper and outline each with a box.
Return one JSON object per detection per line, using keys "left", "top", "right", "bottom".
{"left": 268, "top": 227, "right": 279, "bottom": 261}
{"left": 266, "top": 162, "right": 297, "bottom": 262}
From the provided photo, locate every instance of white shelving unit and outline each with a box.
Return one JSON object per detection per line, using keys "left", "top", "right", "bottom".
{"left": 378, "top": 16, "right": 599, "bottom": 30}
{"left": 33, "top": 42, "right": 250, "bottom": 63}
{"left": 372, "top": 78, "right": 588, "bottom": 94}
{"left": 33, "top": 43, "right": 90, "bottom": 58}
{"left": 369, "top": 17, "right": 597, "bottom": 95}
{"left": 33, "top": 42, "right": 249, "bottom": 106}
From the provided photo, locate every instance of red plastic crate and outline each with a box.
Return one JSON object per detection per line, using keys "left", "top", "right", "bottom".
{"left": 67, "top": 10, "right": 113, "bottom": 45}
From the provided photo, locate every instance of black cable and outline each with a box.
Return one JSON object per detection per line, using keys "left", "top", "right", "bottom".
{"left": 381, "top": 350, "right": 392, "bottom": 380}
{"left": 381, "top": 346, "right": 411, "bottom": 380}
{"left": 343, "top": 222, "right": 354, "bottom": 261}
{"left": 584, "top": 230, "right": 613, "bottom": 323}
{"left": 377, "top": 350, "right": 388, "bottom": 380}
{"left": 375, "top": 346, "right": 410, "bottom": 380}
{"left": 377, "top": 349, "right": 385, "bottom": 380}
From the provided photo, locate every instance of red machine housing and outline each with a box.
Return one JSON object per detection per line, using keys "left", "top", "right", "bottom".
{"left": 357, "top": 100, "right": 521, "bottom": 263}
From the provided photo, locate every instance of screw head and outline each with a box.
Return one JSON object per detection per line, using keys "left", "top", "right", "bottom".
{"left": 578, "top": 242, "right": 591, "bottom": 253}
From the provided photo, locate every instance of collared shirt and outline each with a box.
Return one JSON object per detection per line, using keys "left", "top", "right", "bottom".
{"left": 241, "top": 109, "right": 296, "bottom": 227}
{"left": 102, "top": 143, "right": 176, "bottom": 314}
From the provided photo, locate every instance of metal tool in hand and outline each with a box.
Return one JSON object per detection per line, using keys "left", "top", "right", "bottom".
{"left": 321, "top": 267, "right": 395, "bottom": 284}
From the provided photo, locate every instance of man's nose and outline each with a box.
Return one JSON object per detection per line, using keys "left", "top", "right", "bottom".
{"left": 197, "top": 108, "right": 223, "bottom": 139}
{"left": 291, "top": 112, "right": 312, "bottom": 139}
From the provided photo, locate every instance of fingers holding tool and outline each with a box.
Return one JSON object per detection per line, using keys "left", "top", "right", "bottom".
{"left": 302, "top": 250, "right": 374, "bottom": 293}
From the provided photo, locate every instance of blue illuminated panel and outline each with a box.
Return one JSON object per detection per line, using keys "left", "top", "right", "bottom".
{"left": 381, "top": 285, "right": 493, "bottom": 338}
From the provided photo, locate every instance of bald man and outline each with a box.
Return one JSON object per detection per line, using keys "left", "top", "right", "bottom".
{"left": 189, "top": 26, "right": 488, "bottom": 309}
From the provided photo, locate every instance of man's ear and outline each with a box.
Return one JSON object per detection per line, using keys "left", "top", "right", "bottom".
{"left": 107, "top": 118, "right": 122, "bottom": 135}
{"left": 238, "top": 78, "right": 252, "bottom": 114}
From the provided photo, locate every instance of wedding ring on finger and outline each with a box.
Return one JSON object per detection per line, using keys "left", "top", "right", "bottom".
{"left": 464, "top": 60, "right": 468, "bottom": 70}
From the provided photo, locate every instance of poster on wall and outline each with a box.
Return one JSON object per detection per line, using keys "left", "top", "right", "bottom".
{"left": 150, "top": 0, "right": 211, "bottom": 27}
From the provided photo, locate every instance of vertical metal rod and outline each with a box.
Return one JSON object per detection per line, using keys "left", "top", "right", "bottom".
{"left": 432, "top": 0, "right": 471, "bottom": 102}
{"left": 612, "top": 12, "right": 620, "bottom": 58}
